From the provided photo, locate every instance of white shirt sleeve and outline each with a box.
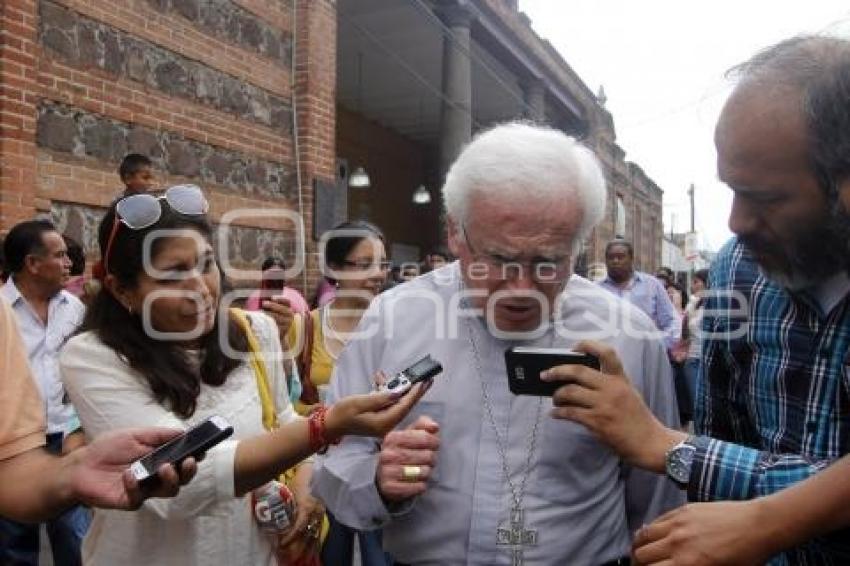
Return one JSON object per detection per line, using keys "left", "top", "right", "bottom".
{"left": 60, "top": 333, "right": 238, "bottom": 520}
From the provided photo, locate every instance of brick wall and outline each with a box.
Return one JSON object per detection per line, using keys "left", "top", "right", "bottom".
{"left": 1, "top": 0, "right": 40, "bottom": 228}
{"left": 292, "top": 0, "right": 336, "bottom": 296}
{"left": 0, "top": 0, "right": 337, "bottom": 295}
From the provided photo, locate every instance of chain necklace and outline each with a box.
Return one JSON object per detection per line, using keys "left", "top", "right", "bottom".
{"left": 321, "top": 303, "right": 348, "bottom": 360}
{"left": 465, "top": 316, "right": 543, "bottom": 566}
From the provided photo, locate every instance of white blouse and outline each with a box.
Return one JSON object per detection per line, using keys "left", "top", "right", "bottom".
{"left": 61, "top": 312, "right": 299, "bottom": 566}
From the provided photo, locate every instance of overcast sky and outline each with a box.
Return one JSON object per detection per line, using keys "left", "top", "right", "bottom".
{"left": 520, "top": 0, "right": 850, "bottom": 251}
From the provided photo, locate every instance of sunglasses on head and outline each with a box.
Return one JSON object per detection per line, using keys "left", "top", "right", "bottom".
{"left": 103, "top": 184, "right": 209, "bottom": 275}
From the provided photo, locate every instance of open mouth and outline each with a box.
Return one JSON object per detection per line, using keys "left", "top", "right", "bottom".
{"left": 499, "top": 303, "right": 539, "bottom": 320}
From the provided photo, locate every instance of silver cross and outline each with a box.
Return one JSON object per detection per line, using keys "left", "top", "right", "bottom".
{"left": 496, "top": 507, "right": 538, "bottom": 565}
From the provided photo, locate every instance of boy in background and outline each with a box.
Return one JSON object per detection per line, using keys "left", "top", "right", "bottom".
{"left": 118, "top": 154, "right": 156, "bottom": 196}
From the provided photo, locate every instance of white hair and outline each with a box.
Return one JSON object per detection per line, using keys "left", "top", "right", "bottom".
{"left": 442, "top": 121, "right": 607, "bottom": 251}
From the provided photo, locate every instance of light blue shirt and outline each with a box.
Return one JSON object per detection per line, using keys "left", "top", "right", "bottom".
{"left": 1, "top": 278, "right": 84, "bottom": 435}
{"left": 312, "top": 263, "right": 684, "bottom": 565}
{"left": 598, "top": 271, "right": 680, "bottom": 349}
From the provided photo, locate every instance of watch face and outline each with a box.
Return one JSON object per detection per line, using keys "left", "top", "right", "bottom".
{"left": 669, "top": 458, "right": 690, "bottom": 484}
{"left": 667, "top": 443, "right": 696, "bottom": 484}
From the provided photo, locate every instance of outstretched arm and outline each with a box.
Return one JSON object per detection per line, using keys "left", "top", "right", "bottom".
{"left": 0, "top": 428, "right": 197, "bottom": 522}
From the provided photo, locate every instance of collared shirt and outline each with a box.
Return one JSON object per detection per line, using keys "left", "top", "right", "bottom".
{"left": 1, "top": 278, "right": 84, "bottom": 435}
{"left": 0, "top": 298, "right": 46, "bottom": 460}
{"left": 312, "top": 262, "right": 684, "bottom": 566}
{"left": 693, "top": 239, "right": 850, "bottom": 564}
{"left": 598, "top": 270, "right": 680, "bottom": 349}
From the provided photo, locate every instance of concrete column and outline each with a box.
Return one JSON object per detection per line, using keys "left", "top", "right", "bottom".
{"left": 521, "top": 77, "right": 545, "bottom": 123}
{"left": 437, "top": 3, "right": 474, "bottom": 178}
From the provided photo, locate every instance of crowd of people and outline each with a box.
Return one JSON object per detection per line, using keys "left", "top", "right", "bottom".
{"left": 1, "top": 32, "right": 850, "bottom": 566}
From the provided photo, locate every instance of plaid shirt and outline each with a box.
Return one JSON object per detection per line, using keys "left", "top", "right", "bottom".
{"left": 693, "top": 239, "right": 850, "bottom": 564}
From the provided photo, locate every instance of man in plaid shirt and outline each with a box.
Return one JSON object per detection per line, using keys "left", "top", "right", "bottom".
{"left": 541, "top": 35, "right": 850, "bottom": 564}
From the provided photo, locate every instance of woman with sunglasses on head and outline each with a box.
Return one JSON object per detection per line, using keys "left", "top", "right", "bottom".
{"left": 285, "top": 220, "right": 393, "bottom": 566}
{"left": 58, "top": 186, "right": 427, "bottom": 565}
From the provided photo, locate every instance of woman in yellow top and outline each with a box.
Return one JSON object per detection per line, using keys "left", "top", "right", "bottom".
{"left": 286, "top": 220, "right": 393, "bottom": 566}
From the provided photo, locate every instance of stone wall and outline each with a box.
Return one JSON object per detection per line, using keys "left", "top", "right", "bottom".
{"left": 145, "top": 0, "right": 292, "bottom": 67}
{"left": 37, "top": 101, "right": 294, "bottom": 199}
{"left": 1, "top": 0, "right": 337, "bottom": 294}
{"left": 40, "top": 0, "right": 292, "bottom": 132}
{"left": 52, "top": 200, "right": 297, "bottom": 269}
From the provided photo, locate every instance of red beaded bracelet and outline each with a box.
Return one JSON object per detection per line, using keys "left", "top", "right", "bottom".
{"left": 307, "top": 405, "right": 340, "bottom": 453}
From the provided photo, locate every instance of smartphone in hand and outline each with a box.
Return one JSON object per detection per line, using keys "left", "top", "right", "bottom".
{"left": 505, "top": 347, "right": 600, "bottom": 396}
{"left": 129, "top": 415, "right": 233, "bottom": 485}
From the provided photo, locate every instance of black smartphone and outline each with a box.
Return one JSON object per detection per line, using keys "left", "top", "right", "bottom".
{"left": 129, "top": 415, "right": 234, "bottom": 485}
{"left": 504, "top": 347, "right": 601, "bottom": 396}
{"left": 379, "top": 355, "right": 443, "bottom": 395}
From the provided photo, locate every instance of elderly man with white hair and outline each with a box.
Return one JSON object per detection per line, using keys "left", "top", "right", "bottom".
{"left": 311, "top": 122, "right": 683, "bottom": 565}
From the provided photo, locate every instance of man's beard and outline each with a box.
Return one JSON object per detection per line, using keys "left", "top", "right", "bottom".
{"left": 740, "top": 205, "right": 850, "bottom": 291}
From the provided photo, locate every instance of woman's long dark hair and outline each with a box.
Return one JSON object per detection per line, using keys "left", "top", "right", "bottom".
{"left": 82, "top": 201, "right": 248, "bottom": 418}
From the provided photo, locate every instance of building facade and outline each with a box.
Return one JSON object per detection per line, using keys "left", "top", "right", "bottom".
{"left": 0, "top": 0, "right": 663, "bottom": 293}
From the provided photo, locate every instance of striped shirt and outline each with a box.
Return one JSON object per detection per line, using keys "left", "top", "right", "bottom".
{"left": 692, "top": 239, "right": 850, "bottom": 564}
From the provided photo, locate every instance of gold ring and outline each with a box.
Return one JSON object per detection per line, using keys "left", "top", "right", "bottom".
{"left": 401, "top": 465, "right": 422, "bottom": 482}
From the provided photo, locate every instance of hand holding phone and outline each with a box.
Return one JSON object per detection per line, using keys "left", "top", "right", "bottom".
{"left": 129, "top": 415, "right": 233, "bottom": 486}
{"left": 505, "top": 347, "right": 600, "bottom": 396}
{"left": 379, "top": 355, "right": 443, "bottom": 396}
{"left": 261, "top": 295, "right": 293, "bottom": 338}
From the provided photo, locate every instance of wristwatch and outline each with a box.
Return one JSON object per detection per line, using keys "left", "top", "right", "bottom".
{"left": 665, "top": 436, "right": 697, "bottom": 487}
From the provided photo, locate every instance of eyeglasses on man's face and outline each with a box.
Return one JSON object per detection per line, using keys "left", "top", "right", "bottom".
{"left": 461, "top": 225, "right": 572, "bottom": 283}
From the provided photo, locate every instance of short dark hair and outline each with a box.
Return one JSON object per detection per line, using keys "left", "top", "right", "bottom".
{"left": 3, "top": 220, "right": 57, "bottom": 275}
{"left": 605, "top": 239, "right": 633, "bottom": 258}
{"left": 63, "top": 235, "right": 85, "bottom": 276}
{"left": 261, "top": 256, "right": 287, "bottom": 271}
{"left": 119, "top": 153, "right": 152, "bottom": 181}
{"left": 693, "top": 268, "right": 710, "bottom": 287}
{"left": 729, "top": 35, "right": 850, "bottom": 198}
{"left": 807, "top": 46, "right": 850, "bottom": 193}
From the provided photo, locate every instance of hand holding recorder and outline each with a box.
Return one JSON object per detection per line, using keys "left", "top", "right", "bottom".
{"left": 375, "top": 355, "right": 444, "bottom": 502}
{"left": 328, "top": 356, "right": 441, "bottom": 439}
{"left": 325, "top": 377, "right": 433, "bottom": 440}
{"left": 128, "top": 358, "right": 439, "bottom": 506}
{"left": 131, "top": 375, "right": 434, "bottom": 483}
